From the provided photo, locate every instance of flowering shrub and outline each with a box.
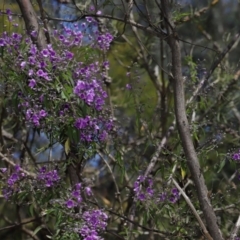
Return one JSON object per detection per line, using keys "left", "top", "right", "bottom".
{"left": 0, "top": 9, "right": 114, "bottom": 239}
{"left": 0, "top": 26, "right": 113, "bottom": 144}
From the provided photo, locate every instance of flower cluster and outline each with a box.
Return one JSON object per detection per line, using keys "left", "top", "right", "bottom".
{"left": 74, "top": 116, "right": 113, "bottom": 142}
{"left": 96, "top": 33, "right": 113, "bottom": 51}
{"left": 2, "top": 165, "right": 25, "bottom": 199}
{"left": 158, "top": 188, "right": 180, "bottom": 203}
{"left": 73, "top": 64, "right": 108, "bottom": 111}
{"left": 133, "top": 175, "right": 180, "bottom": 204}
{"left": 0, "top": 24, "right": 114, "bottom": 145}
{"left": 80, "top": 209, "right": 108, "bottom": 240}
{"left": 133, "top": 175, "right": 154, "bottom": 201}
{"left": 37, "top": 166, "right": 60, "bottom": 187}
{"left": 65, "top": 183, "right": 93, "bottom": 208}
{"left": 26, "top": 109, "right": 47, "bottom": 127}
{"left": 63, "top": 183, "right": 107, "bottom": 239}
{"left": 168, "top": 188, "right": 180, "bottom": 203}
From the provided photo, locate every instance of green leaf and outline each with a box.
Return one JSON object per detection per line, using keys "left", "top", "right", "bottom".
{"left": 64, "top": 138, "right": 71, "bottom": 155}
{"left": 33, "top": 225, "right": 43, "bottom": 235}
{"left": 217, "top": 158, "right": 226, "bottom": 173}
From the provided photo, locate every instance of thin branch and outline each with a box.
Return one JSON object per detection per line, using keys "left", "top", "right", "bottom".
{"left": 230, "top": 215, "right": 240, "bottom": 240}
{"left": 172, "top": 178, "right": 213, "bottom": 240}
{"left": 161, "top": 0, "right": 223, "bottom": 238}
{"left": 0, "top": 152, "right": 36, "bottom": 178}
{"left": 0, "top": 217, "right": 41, "bottom": 231}
{"left": 144, "top": 124, "right": 175, "bottom": 178}
{"left": 97, "top": 151, "right": 124, "bottom": 215}
{"left": 187, "top": 32, "right": 240, "bottom": 106}
{"left": 16, "top": 0, "right": 47, "bottom": 50}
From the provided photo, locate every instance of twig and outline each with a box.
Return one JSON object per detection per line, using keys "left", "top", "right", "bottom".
{"left": 230, "top": 215, "right": 240, "bottom": 240}
{"left": 97, "top": 151, "right": 124, "bottom": 215}
{"left": 0, "top": 217, "right": 41, "bottom": 231}
{"left": 172, "top": 178, "right": 213, "bottom": 240}
{"left": 0, "top": 152, "right": 36, "bottom": 178}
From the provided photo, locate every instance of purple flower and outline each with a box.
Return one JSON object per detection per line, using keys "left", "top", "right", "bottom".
{"left": 31, "top": 31, "right": 37, "bottom": 38}
{"left": 232, "top": 152, "right": 240, "bottom": 161}
{"left": 0, "top": 168, "right": 7, "bottom": 173}
{"left": 75, "top": 183, "right": 82, "bottom": 190}
{"left": 26, "top": 109, "right": 32, "bottom": 120}
{"left": 83, "top": 209, "right": 108, "bottom": 230}
{"left": 28, "top": 56, "right": 36, "bottom": 65}
{"left": 65, "top": 51, "right": 74, "bottom": 59}
{"left": 39, "top": 94, "right": 44, "bottom": 102}
{"left": 86, "top": 17, "right": 93, "bottom": 23}
{"left": 12, "top": 33, "right": 21, "bottom": 41}
{"left": 15, "top": 165, "right": 20, "bottom": 172}
{"left": 146, "top": 187, "right": 154, "bottom": 197}
{"left": 159, "top": 192, "right": 167, "bottom": 202}
{"left": 85, "top": 187, "right": 92, "bottom": 196}
{"left": 169, "top": 188, "right": 180, "bottom": 203}
{"left": 28, "top": 69, "right": 34, "bottom": 76}
{"left": 41, "top": 49, "right": 49, "bottom": 57}
{"left": 39, "top": 166, "right": 46, "bottom": 173}
{"left": 99, "top": 131, "right": 107, "bottom": 142}
{"left": 169, "top": 196, "right": 177, "bottom": 203}
{"left": 66, "top": 199, "right": 75, "bottom": 208}
{"left": 29, "top": 44, "right": 37, "bottom": 55}
{"left": 36, "top": 69, "right": 45, "bottom": 77}
{"left": 2, "top": 188, "right": 13, "bottom": 199}
{"left": 20, "top": 61, "right": 26, "bottom": 69}
{"left": 31, "top": 114, "right": 40, "bottom": 126}
{"left": 7, "top": 173, "right": 18, "bottom": 186}
{"left": 6, "top": 9, "right": 12, "bottom": 16}
{"left": 37, "top": 168, "right": 60, "bottom": 187}
{"left": 86, "top": 89, "right": 95, "bottom": 104}
{"left": 89, "top": 5, "right": 95, "bottom": 11}
{"left": 172, "top": 188, "right": 179, "bottom": 197}
{"left": 138, "top": 193, "right": 146, "bottom": 201}
{"left": 39, "top": 109, "right": 47, "bottom": 118}
{"left": 72, "top": 190, "right": 80, "bottom": 198}
{"left": 75, "top": 117, "right": 89, "bottom": 129}
{"left": 126, "top": 84, "right": 132, "bottom": 90}
{"left": 28, "top": 79, "right": 36, "bottom": 88}
{"left": 38, "top": 61, "right": 47, "bottom": 69}
{"left": 0, "top": 38, "right": 5, "bottom": 46}
{"left": 74, "top": 80, "right": 86, "bottom": 93}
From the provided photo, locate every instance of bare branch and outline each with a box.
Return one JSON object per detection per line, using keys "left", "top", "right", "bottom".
{"left": 172, "top": 178, "right": 213, "bottom": 240}
{"left": 230, "top": 215, "right": 240, "bottom": 240}
{"left": 16, "top": 0, "right": 47, "bottom": 50}
{"left": 161, "top": 0, "right": 223, "bottom": 238}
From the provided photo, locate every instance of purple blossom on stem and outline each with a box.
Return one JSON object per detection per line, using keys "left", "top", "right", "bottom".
{"left": 20, "top": 61, "right": 26, "bottom": 69}
{"left": 41, "top": 49, "right": 49, "bottom": 57}
{"left": 82, "top": 209, "right": 108, "bottom": 231}
{"left": 232, "top": 151, "right": 240, "bottom": 161}
{"left": 37, "top": 167, "right": 60, "bottom": 187}
{"left": 133, "top": 175, "right": 154, "bottom": 202}
{"left": 85, "top": 187, "right": 92, "bottom": 196}
{"left": 2, "top": 165, "right": 25, "bottom": 199}
{"left": 0, "top": 38, "right": 5, "bottom": 46}
{"left": 159, "top": 192, "right": 167, "bottom": 202}
{"left": 126, "top": 83, "right": 132, "bottom": 90}
{"left": 0, "top": 168, "right": 7, "bottom": 173}
{"left": 66, "top": 199, "right": 76, "bottom": 208}
{"left": 28, "top": 79, "right": 36, "bottom": 88}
